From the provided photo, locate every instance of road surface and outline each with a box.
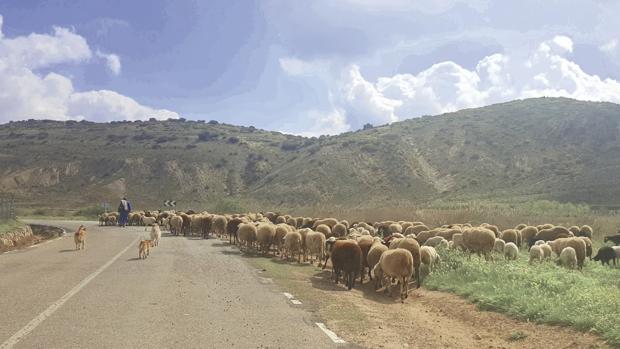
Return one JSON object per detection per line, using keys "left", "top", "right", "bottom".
{"left": 0, "top": 221, "right": 344, "bottom": 348}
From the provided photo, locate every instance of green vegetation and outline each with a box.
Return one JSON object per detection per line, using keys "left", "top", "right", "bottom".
{"left": 0, "top": 219, "right": 24, "bottom": 235}
{"left": 3, "top": 97, "right": 620, "bottom": 212}
{"left": 425, "top": 248, "right": 620, "bottom": 346}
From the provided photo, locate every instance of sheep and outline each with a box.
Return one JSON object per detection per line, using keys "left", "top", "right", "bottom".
{"left": 357, "top": 235, "right": 375, "bottom": 283}
{"left": 150, "top": 223, "right": 161, "bottom": 247}
{"left": 332, "top": 223, "right": 347, "bottom": 238}
{"left": 435, "top": 228, "right": 461, "bottom": 241}
{"left": 323, "top": 239, "right": 362, "bottom": 290}
{"left": 500, "top": 229, "right": 520, "bottom": 246}
{"left": 297, "top": 228, "right": 311, "bottom": 261}
{"left": 420, "top": 246, "right": 440, "bottom": 274}
{"left": 568, "top": 226, "right": 580, "bottom": 235}
{"left": 388, "top": 237, "right": 421, "bottom": 288}
{"left": 579, "top": 225, "right": 593, "bottom": 238}
{"left": 237, "top": 223, "right": 257, "bottom": 252}
{"left": 275, "top": 216, "right": 287, "bottom": 224}
{"left": 603, "top": 234, "right": 620, "bottom": 245}
{"left": 283, "top": 230, "right": 303, "bottom": 262}
{"left": 373, "top": 248, "right": 414, "bottom": 302}
{"left": 503, "top": 242, "right": 519, "bottom": 260}
{"left": 408, "top": 225, "right": 429, "bottom": 235}
{"left": 226, "top": 217, "right": 244, "bottom": 244}
{"left": 273, "top": 224, "right": 291, "bottom": 255}
{"left": 142, "top": 216, "right": 157, "bottom": 230}
{"left": 452, "top": 233, "right": 465, "bottom": 250}
{"left": 316, "top": 224, "right": 332, "bottom": 238}
{"left": 423, "top": 236, "right": 447, "bottom": 248}
{"left": 462, "top": 227, "right": 495, "bottom": 259}
{"left": 481, "top": 223, "right": 500, "bottom": 237}
{"left": 256, "top": 223, "right": 276, "bottom": 254}
{"left": 367, "top": 242, "right": 388, "bottom": 287}
{"left": 515, "top": 223, "right": 527, "bottom": 230}
{"left": 170, "top": 215, "right": 183, "bottom": 236}
{"left": 212, "top": 215, "right": 228, "bottom": 238}
{"left": 528, "top": 226, "right": 572, "bottom": 247}
{"left": 388, "top": 223, "right": 403, "bottom": 235}
{"left": 493, "top": 238, "right": 506, "bottom": 253}
{"left": 578, "top": 236, "right": 593, "bottom": 260}
{"left": 519, "top": 226, "right": 538, "bottom": 246}
{"left": 529, "top": 245, "right": 544, "bottom": 264}
{"left": 540, "top": 243, "right": 552, "bottom": 260}
{"left": 415, "top": 231, "right": 435, "bottom": 245}
{"left": 548, "top": 237, "right": 587, "bottom": 269}
{"left": 558, "top": 247, "right": 577, "bottom": 269}
{"left": 313, "top": 218, "right": 339, "bottom": 229}
{"left": 592, "top": 246, "right": 617, "bottom": 266}
{"left": 305, "top": 230, "right": 326, "bottom": 265}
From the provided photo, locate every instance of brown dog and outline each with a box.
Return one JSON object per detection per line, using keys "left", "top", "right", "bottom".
{"left": 74, "top": 226, "right": 86, "bottom": 250}
{"left": 139, "top": 240, "right": 152, "bottom": 259}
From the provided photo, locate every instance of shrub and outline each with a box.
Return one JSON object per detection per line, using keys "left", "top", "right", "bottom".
{"left": 197, "top": 131, "right": 217, "bottom": 142}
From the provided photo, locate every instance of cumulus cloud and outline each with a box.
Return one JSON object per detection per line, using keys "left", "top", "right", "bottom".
{"left": 0, "top": 15, "right": 177, "bottom": 123}
{"left": 96, "top": 50, "right": 121, "bottom": 75}
{"left": 282, "top": 35, "right": 620, "bottom": 133}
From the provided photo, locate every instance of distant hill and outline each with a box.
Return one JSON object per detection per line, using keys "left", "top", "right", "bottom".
{"left": 2, "top": 97, "right": 620, "bottom": 213}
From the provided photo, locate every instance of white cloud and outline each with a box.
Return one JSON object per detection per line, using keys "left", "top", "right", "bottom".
{"left": 96, "top": 50, "right": 121, "bottom": 75}
{"left": 0, "top": 15, "right": 177, "bottom": 123}
{"left": 283, "top": 35, "right": 620, "bottom": 133}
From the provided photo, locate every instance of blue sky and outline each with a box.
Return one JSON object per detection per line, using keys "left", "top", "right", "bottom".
{"left": 0, "top": 0, "right": 619, "bottom": 135}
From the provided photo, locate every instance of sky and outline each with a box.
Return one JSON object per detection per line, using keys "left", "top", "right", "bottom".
{"left": 1, "top": 0, "right": 620, "bottom": 136}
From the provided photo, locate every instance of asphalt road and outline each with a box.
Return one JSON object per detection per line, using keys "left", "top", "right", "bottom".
{"left": 0, "top": 221, "right": 343, "bottom": 349}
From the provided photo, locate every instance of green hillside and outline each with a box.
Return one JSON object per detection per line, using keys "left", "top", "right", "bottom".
{"left": 2, "top": 97, "right": 620, "bottom": 213}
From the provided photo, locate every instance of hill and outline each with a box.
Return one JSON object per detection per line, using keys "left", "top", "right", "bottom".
{"left": 2, "top": 97, "right": 620, "bottom": 213}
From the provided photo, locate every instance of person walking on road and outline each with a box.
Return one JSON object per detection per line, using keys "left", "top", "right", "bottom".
{"left": 118, "top": 197, "right": 132, "bottom": 227}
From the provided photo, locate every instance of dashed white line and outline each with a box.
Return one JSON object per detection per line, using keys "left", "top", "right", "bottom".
{"left": 0, "top": 235, "right": 140, "bottom": 349}
{"left": 283, "top": 292, "right": 295, "bottom": 299}
{"left": 316, "top": 322, "right": 346, "bottom": 344}
{"left": 290, "top": 299, "right": 303, "bottom": 305}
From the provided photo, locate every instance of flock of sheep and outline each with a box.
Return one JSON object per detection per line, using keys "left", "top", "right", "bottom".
{"left": 98, "top": 211, "right": 620, "bottom": 302}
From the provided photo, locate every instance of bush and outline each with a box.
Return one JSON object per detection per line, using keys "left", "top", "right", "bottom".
{"left": 227, "top": 136, "right": 240, "bottom": 144}
{"left": 212, "top": 198, "right": 244, "bottom": 214}
{"left": 197, "top": 131, "right": 217, "bottom": 142}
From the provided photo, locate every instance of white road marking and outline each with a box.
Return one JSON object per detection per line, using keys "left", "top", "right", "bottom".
{"left": 0, "top": 236, "right": 141, "bottom": 349}
{"left": 316, "top": 322, "right": 346, "bottom": 344}
{"left": 283, "top": 292, "right": 295, "bottom": 299}
{"left": 290, "top": 299, "right": 302, "bottom": 305}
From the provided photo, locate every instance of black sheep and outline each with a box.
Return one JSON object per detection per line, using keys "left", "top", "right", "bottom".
{"left": 604, "top": 234, "right": 620, "bottom": 245}
{"left": 592, "top": 246, "right": 617, "bottom": 266}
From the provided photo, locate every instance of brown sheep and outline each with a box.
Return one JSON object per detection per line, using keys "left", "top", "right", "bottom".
{"left": 528, "top": 226, "right": 572, "bottom": 247}
{"left": 273, "top": 224, "right": 291, "bottom": 255}
{"left": 519, "top": 226, "right": 538, "bottom": 246}
{"left": 579, "top": 225, "right": 593, "bottom": 239}
{"left": 237, "top": 223, "right": 257, "bottom": 252}
{"left": 374, "top": 248, "right": 414, "bottom": 302}
{"left": 212, "top": 215, "right": 228, "bottom": 238}
{"left": 452, "top": 233, "right": 465, "bottom": 250}
{"left": 435, "top": 228, "right": 461, "bottom": 241}
{"left": 408, "top": 225, "right": 429, "bottom": 235}
{"left": 500, "top": 229, "right": 520, "bottom": 246}
{"left": 578, "top": 236, "right": 593, "bottom": 260}
{"left": 313, "top": 218, "right": 339, "bottom": 229}
{"left": 568, "top": 226, "right": 581, "bottom": 235}
{"left": 332, "top": 223, "right": 347, "bottom": 238}
{"left": 357, "top": 235, "right": 375, "bottom": 283}
{"left": 226, "top": 217, "right": 244, "bottom": 244}
{"left": 323, "top": 239, "right": 362, "bottom": 290}
{"left": 305, "top": 230, "right": 326, "bottom": 265}
{"left": 515, "top": 223, "right": 527, "bottom": 230}
{"left": 462, "top": 227, "right": 495, "bottom": 259}
{"left": 283, "top": 230, "right": 303, "bottom": 263}
{"left": 389, "top": 237, "right": 421, "bottom": 288}
{"left": 548, "top": 237, "right": 587, "bottom": 269}
{"left": 367, "top": 242, "right": 388, "bottom": 287}
{"left": 415, "top": 231, "right": 435, "bottom": 245}
{"left": 256, "top": 223, "right": 276, "bottom": 254}
{"left": 316, "top": 224, "right": 332, "bottom": 238}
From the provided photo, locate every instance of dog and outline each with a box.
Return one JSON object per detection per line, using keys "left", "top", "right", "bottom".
{"left": 139, "top": 239, "right": 152, "bottom": 259}
{"left": 74, "top": 225, "right": 86, "bottom": 250}
{"left": 150, "top": 224, "right": 161, "bottom": 247}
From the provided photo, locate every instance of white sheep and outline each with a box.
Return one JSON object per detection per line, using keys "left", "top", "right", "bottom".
{"left": 423, "top": 236, "right": 447, "bottom": 248}
{"left": 142, "top": 216, "right": 157, "bottom": 231}
{"left": 540, "top": 243, "right": 552, "bottom": 260}
{"left": 503, "top": 242, "right": 519, "bottom": 260}
{"left": 528, "top": 245, "right": 543, "bottom": 264}
{"left": 420, "top": 246, "right": 440, "bottom": 273}
{"left": 559, "top": 246, "right": 577, "bottom": 269}
{"left": 493, "top": 238, "right": 506, "bottom": 253}
{"left": 305, "top": 230, "right": 326, "bottom": 266}
{"left": 373, "top": 248, "right": 414, "bottom": 303}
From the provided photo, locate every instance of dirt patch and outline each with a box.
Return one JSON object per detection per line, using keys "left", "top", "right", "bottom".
{"left": 241, "top": 248, "right": 610, "bottom": 349}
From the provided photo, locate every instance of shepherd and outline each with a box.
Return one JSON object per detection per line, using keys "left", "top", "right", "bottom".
{"left": 118, "top": 197, "right": 132, "bottom": 227}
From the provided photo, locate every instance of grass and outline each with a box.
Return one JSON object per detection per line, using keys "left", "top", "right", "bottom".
{"left": 0, "top": 219, "right": 26, "bottom": 235}
{"left": 425, "top": 248, "right": 620, "bottom": 346}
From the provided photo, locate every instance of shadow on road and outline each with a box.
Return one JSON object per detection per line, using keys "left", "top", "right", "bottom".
{"left": 126, "top": 257, "right": 142, "bottom": 261}
{"left": 58, "top": 249, "right": 76, "bottom": 253}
